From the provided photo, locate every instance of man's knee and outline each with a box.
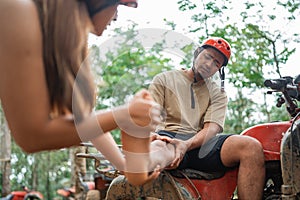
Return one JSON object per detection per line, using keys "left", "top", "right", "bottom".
{"left": 239, "top": 136, "right": 265, "bottom": 165}
{"left": 243, "top": 136, "right": 263, "bottom": 154}
{"left": 221, "top": 135, "right": 264, "bottom": 165}
{"left": 230, "top": 135, "right": 263, "bottom": 151}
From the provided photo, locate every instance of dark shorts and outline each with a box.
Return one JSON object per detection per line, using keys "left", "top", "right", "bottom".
{"left": 157, "top": 130, "right": 234, "bottom": 173}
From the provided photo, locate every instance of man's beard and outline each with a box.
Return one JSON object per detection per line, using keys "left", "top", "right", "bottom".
{"left": 192, "top": 66, "right": 204, "bottom": 81}
{"left": 197, "top": 71, "right": 204, "bottom": 80}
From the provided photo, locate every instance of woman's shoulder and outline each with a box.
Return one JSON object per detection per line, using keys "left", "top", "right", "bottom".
{"left": 0, "top": 0, "right": 40, "bottom": 37}
{"left": 0, "top": 0, "right": 38, "bottom": 19}
{"left": 0, "top": 0, "right": 41, "bottom": 54}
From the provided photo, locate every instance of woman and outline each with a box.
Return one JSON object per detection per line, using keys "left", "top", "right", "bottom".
{"left": 0, "top": 0, "right": 169, "bottom": 185}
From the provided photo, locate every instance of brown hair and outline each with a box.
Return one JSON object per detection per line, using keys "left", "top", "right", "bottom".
{"left": 33, "top": 0, "right": 95, "bottom": 121}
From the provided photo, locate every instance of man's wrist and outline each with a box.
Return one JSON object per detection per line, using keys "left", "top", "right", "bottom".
{"left": 185, "top": 139, "right": 193, "bottom": 151}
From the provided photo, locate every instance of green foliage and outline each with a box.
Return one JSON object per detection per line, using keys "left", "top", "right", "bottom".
{"left": 10, "top": 142, "right": 71, "bottom": 199}
{"left": 0, "top": 173, "right": 2, "bottom": 195}
{"left": 175, "top": 0, "right": 300, "bottom": 132}
{"left": 214, "top": 24, "right": 268, "bottom": 89}
{"left": 2, "top": 1, "right": 300, "bottom": 198}
{"left": 92, "top": 27, "right": 172, "bottom": 109}
{"left": 224, "top": 89, "right": 259, "bottom": 134}
{"left": 277, "top": 0, "right": 300, "bottom": 19}
{"left": 89, "top": 23, "right": 175, "bottom": 142}
{"left": 268, "top": 105, "right": 291, "bottom": 122}
{"left": 179, "top": 43, "right": 196, "bottom": 69}
{"left": 177, "top": 0, "right": 197, "bottom": 11}
{"left": 178, "top": 0, "right": 232, "bottom": 35}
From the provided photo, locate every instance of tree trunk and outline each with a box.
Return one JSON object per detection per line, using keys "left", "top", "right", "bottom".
{"left": 0, "top": 108, "right": 11, "bottom": 197}
{"left": 32, "top": 154, "right": 39, "bottom": 191}
{"left": 46, "top": 153, "right": 51, "bottom": 200}
{"left": 70, "top": 146, "right": 87, "bottom": 200}
{"left": 2, "top": 161, "right": 11, "bottom": 197}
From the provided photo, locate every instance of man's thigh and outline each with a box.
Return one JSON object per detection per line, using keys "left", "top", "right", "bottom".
{"left": 178, "top": 134, "right": 234, "bottom": 172}
{"left": 220, "top": 134, "right": 261, "bottom": 168}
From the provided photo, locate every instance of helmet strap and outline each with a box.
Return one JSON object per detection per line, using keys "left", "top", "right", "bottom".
{"left": 191, "top": 66, "right": 198, "bottom": 83}
{"left": 219, "top": 67, "right": 225, "bottom": 92}
{"left": 190, "top": 66, "right": 198, "bottom": 109}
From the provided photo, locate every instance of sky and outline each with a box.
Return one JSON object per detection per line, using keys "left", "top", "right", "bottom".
{"left": 88, "top": 0, "right": 300, "bottom": 77}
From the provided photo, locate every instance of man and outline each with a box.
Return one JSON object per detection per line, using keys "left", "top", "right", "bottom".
{"left": 149, "top": 37, "right": 265, "bottom": 199}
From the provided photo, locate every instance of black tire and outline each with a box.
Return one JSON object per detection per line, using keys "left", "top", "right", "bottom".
{"left": 24, "top": 194, "right": 42, "bottom": 200}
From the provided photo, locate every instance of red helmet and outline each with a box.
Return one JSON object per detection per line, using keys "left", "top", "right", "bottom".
{"left": 201, "top": 37, "right": 231, "bottom": 66}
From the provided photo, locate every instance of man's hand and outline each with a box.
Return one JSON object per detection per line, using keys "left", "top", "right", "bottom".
{"left": 166, "top": 139, "right": 190, "bottom": 169}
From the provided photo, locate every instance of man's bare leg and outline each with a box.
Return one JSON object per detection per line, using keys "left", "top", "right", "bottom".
{"left": 221, "top": 135, "right": 265, "bottom": 200}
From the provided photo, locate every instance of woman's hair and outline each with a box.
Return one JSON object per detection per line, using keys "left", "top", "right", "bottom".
{"left": 33, "top": 0, "right": 95, "bottom": 121}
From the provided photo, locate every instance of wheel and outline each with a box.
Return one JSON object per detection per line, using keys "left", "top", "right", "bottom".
{"left": 263, "top": 161, "right": 283, "bottom": 199}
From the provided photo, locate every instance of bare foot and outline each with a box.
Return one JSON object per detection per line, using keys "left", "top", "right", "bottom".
{"left": 121, "top": 130, "right": 160, "bottom": 185}
{"left": 150, "top": 139, "right": 175, "bottom": 169}
{"left": 121, "top": 91, "right": 161, "bottom": 186}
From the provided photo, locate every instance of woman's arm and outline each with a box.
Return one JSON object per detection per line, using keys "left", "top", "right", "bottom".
{"left": 0, "top": 1, "right": 160, "bottom": 154}
{"left": 0, "top": 0, "right": 81, "bottom": 153}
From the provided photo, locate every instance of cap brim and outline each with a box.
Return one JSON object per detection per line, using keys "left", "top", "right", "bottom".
{"left": 120, "top": 1, "right": 138, "bottom": 8}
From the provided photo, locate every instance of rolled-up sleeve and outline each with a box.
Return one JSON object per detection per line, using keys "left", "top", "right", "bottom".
{"left": 203, "top": 82, "right": 228, "bottom": 132}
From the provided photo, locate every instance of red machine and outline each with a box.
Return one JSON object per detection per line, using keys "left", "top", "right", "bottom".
{"left": 172, "top": 120, "right": 291, "bottom": 200}
{"left": 0, "top": 186, "right": 43, "bottom": 200}
{"left": 83, "top": 75, "right": 300, "bottom": 199}
{"left": 169, "top": 75, "right": 300, "bottom": 200}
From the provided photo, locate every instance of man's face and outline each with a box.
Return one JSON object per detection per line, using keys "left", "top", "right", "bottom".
{"left": 193, "top": 48, "right": 225, "bottom": 79}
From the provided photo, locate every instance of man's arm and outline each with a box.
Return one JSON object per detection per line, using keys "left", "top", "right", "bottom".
{"left": 167, "top": 122, "right": 221, "bottom": 169}
{"left": 186, "top": 122, "right": 221, "bottom": 151}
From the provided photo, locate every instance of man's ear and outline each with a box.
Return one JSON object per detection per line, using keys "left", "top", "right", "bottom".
{"left": 194, "top": 47, "right": 202, "bottom": 59}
